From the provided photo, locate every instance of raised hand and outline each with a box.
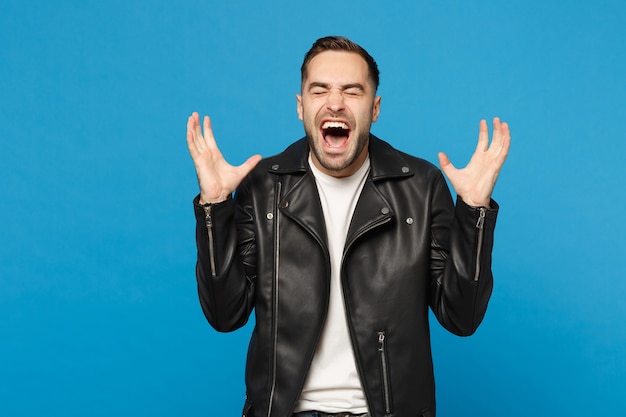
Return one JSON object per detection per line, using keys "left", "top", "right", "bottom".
{"left": 438, "top": 117, "right": 510, "bottom": 208}
{"left": 186, "top": 112, "right": 262, "bottom": 204}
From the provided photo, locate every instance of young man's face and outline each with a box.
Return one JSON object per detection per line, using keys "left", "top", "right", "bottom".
{"left": 297, "top": 50, "right": 381, "bottom": 178}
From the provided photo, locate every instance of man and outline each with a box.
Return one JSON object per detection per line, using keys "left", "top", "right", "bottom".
{"left": 187, "top": 36, "right": 510, "bottom": 417}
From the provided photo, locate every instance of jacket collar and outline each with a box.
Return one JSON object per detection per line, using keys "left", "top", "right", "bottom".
{"left": 267, "top": 134, "right": 414, "bottom": 180}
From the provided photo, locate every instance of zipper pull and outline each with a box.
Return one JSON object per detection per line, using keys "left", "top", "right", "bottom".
{"left": 378, "top": 331, "right": 385, "bottom": 351}
{"left": 476, "top": 207, "right": 486, "bottom": 229}
{"left": 203, "top": 205, "right": 213, "bottom": 228}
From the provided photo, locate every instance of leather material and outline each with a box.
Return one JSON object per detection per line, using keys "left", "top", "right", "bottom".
{"left": 194, "top": 136, "right": 498, "bottom": 417}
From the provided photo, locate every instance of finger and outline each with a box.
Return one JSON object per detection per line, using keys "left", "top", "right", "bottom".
{"left": 203, "top": 115, "right": 219, "bottom": 150}
{"left": 186, "top": 112, "right": 201, "bottom": 143}
{"left": 489, "top": 117, "right": 510, "bottom": 158}
{"left": 192, "top": 112, "right": 207, "bottom": 150}
{"left": 495, "top": 121, "right": 511, "bottom": 162}
{"left": 500, "top": 121, "right": 510, "bottom": 144}
{"left": 187, "top": 112, "right": 200, "bottom": 140}
{"left": 475, "top": 119, "right": 489, "bottom": 152}
{"left": 187, "top": 112, "right": 195, "bottom": 133}
{"left": 490, "top": 117, "right": 502, "bottom": 146}
{"left": 187, "top": 113, "right": 203, "bottom": 156}
{"left": 193, "top": 112, "right": 212, "bottom": 154}
{"left": 186, "top": 127, "right": 199, "bottom": 159}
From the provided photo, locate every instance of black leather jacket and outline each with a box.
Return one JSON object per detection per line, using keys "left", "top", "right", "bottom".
{"left": 193, "top": 136, "right": 498, "bottom": 417}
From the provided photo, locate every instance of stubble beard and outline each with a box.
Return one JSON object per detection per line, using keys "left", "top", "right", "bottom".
{"left": 306, "top": 130, "right": 370, "bottom": 175}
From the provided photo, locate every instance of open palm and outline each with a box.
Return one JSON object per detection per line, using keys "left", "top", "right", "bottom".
{"left": 186, "top": 112, "right": 262, "bottom": 204}
{"left": 438, "top": 117, "right": 511, "bottom": 208}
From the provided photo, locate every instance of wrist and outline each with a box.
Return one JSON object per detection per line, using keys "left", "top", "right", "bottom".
{"left": 199, "top": 193, "right": 231, "bottom": 205}
{"left": 199, "top": 188, "right": 231, "bottom": 204}
{"left": 460, "top": 196, "right": 491, "bottom": 208}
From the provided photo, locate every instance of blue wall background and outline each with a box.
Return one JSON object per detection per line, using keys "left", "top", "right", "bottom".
{"left": 1, "top": 1, "right": 625, "bottom": 415}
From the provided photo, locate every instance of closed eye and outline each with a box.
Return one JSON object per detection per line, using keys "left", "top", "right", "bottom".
{"left": 308, "top": 82, "right": 330, "bottom": 96}
{"left": 310, "top": 88, "right": 328, "bottom": 96}
{"left": 342, "top": 83, "right": 365, "bottom": 97}
{"left": 344, "top": 88, "right": 363, "bottom": 97}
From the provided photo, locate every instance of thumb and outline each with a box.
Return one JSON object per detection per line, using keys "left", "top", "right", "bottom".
{"left": 438, "top": 151, "right": 454, "bottom": 170}
{"left": 437, "top": 152, "right": 457, "bottom": 181}
{"left": 237, "top": 154, "right": 263, "bottom": 177}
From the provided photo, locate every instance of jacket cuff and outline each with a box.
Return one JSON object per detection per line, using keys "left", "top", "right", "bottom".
{"left": 455, "top": 196, "right": 499, "bottom": 230}
{"left": 193, "top": 194, "right": 234, "bottom": 225}
{"left": 192, "top": 194, "right": 232, "bottom": 207}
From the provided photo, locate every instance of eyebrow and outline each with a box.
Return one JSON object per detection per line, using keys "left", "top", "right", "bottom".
{"left": 307, "top": 82, "right": 366, "bottom": 92}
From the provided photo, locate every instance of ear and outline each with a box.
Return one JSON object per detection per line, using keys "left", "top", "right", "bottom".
{"left": 296, "top": 94, "right": 303, "bottom": 120}
{"left": 371, "top": 95, "right": 382, "bottom": 122}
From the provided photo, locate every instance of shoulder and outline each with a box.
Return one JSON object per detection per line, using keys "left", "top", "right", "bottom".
{"left": 369, "top": 135, "right": 442, "bottom": 182}
{"left": 238, "top": 138, "right": 308, "bottom": 192}
{"left": 252, "top": 138, "right": 308, "bottom": 175}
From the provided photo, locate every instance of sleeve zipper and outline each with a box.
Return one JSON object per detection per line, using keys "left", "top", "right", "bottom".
{"left": 473, "top": 207, "right": 486, "bottom": 282}
{"left": 202, "top": 205, "right": 217, "bottom": 278}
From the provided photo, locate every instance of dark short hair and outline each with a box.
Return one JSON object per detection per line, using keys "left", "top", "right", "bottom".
{"left": 301, "top": 36, "right": 380, "bottom": 91}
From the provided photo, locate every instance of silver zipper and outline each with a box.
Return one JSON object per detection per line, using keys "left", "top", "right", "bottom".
{"left": 267, "top": 181, "right": 282, "bottom": 417}
{"left": 377, "top": 331, "right": 392, "bottom": 414}
{"left": 473, "top": 207, "right": 486, "bottom": 282}
{"left": 203, "top": 205, "right": 217, "bottom": 278}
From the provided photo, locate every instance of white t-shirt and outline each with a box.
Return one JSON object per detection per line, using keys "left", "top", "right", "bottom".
{"left": 294, "top": 155, "right": 371, "bottom": 414}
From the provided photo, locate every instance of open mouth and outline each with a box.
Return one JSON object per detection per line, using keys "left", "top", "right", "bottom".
{"left": 321, "top": 121, "right": 351, "bottom": 148}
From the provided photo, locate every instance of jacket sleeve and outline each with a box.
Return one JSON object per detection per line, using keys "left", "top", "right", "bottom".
{"left": 429, "top": 172, "right": 498, "bottom": 336}
{"left": 193, "top": 188, "right": 257, "bottom": 332}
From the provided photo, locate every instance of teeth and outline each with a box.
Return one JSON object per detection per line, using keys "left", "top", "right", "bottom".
{"left": 322, "top": 121, "right": 349, "bottom": 130}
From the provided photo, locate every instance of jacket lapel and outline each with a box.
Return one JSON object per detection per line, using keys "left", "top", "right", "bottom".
{"left": 344, "top": 180, "right": 394, "bottom": 251}
{"left": 278, "top": 172, "right": 328, "bottom": 250}
{"left": 269, "top": 135, "right": 414, "bottom": 252}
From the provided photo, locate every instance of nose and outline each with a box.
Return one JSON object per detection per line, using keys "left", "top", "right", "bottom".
{"left": 326, "top": 89, "right": 345, "bottom": 113}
